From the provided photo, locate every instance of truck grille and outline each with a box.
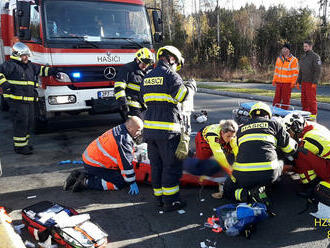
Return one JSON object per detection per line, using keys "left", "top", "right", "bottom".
{"left": 56, "top": 66, "right": 119, "bottom": 84}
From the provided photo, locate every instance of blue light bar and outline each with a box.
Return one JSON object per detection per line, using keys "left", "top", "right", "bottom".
{"left": 72, "top": 72, "right": 81, "bottom": 78}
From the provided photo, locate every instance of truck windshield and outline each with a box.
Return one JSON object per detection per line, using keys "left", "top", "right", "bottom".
{"left": 44, "top": 0, "right": 152, "bottom": 44}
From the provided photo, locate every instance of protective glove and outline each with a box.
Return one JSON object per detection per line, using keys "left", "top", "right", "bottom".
{"left": 128, "top": 182, "right": 139, "bottom": 195}
{"left": 175, "top": 132, "right": 190, "bottom": 160}
{"left": 184, "top": 79, "right": 197, "bottom": 93}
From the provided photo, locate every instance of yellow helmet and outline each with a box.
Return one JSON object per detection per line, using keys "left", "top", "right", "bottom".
{"left": 156, "top": 45, "right": 184, "bottom": 71}
{"left": 249, "top": 102, "right": 272, "bottom": 118}
{"left": 135, "top": 48, "right": 153, "bottom": 66}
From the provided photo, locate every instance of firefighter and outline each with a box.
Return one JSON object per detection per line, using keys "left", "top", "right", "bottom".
{"left": 140, "top": 45, "right": 196, "bottom": 212}
{"left": 195, "top": 120, "right": 238, "bottom": 175}
{"left": 63, "top": 116, "right": 143, "bottom": 194}
{"left": 194, "top": 120, "right": 238, "bottom": 198}
{"left": 283, "top": 113, "right": 330, "bottom": 206}
{"left": 223, "top": 102, "right": 297, "bottom": 208}
{"left": 297, "top": 40, "right": 322, "bottom": 121}
{"left": 272, "top": 43, "right": 299, "bottom": 110}
{"left": 0, "top": 42, "right": 59, "bottom": 155}
{"left": 114, "top": 47, "right": 154, "bottom": 120}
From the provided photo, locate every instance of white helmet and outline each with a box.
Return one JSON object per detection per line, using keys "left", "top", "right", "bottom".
{"left": 157, "top": 45, "right": 184, "bottom": 71}
{"left": 283, "top": 113, "right": 305, "bottom": 133}
{"left": 12, "top": 42, "right": 31, "bottom": 57}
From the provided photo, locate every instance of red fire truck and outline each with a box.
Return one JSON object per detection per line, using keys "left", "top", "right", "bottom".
{"left": 0, "top": 0, "right": 162, "bottom": 126}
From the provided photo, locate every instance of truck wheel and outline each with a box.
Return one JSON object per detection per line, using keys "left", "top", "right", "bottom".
{"left": 0, "top": 95, "right": 9, "bottom": 112}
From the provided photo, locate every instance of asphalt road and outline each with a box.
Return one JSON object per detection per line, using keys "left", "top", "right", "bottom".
{"left": 200, "top": 81, "right": 330, "bottom": 97}
{"left": 0, "top": 93, "right": 329, "bottom": 248}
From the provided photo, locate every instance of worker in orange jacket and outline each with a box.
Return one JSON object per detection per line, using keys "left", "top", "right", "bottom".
{"left": 272, "top": 43, "right": 299, "bottom": 110}
{"left": 63, "top": 116, "right": 143, "bottom": 194}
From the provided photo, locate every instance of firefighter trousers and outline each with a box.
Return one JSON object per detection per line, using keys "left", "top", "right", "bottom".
{"left": 273, "top": 83, "right": 292, "bottom": 110}
{"left": 301, "top": 82, "right": 317, "bottom": 118}
{"left": 9, "top": 101, "right": 34, "bottom": 149}
{"left": 146, "top": 135, "right": 182, "bottom": 205}
{"left": 223, "top": 168, "right": 281, "bottom": 202}
{"left": 84, "top": 163, "right": 126, "bottom": 191}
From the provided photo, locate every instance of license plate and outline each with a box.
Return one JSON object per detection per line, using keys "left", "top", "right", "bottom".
{"left": 98, "top": 90, "right": 113, "bottom": 99}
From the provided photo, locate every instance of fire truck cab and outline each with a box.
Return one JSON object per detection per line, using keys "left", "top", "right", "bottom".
{"left": 0, "top": 0, "right": 162, "bottom": 125}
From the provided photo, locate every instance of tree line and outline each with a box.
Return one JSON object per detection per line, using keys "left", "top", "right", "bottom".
{"left": 146, "top": 1, "right": 330, "bottom": 81}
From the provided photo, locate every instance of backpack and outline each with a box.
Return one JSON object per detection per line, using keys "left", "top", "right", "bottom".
{"left": 22, "top": 201, "right": 108, "bottom": 247}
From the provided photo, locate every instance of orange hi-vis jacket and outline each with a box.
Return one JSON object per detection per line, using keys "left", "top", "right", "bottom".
{"left": 82, "top": 124, "right": 136, "bottom": 184}
{"left": 272, "top": 54, "right": 299, "bottom": 86}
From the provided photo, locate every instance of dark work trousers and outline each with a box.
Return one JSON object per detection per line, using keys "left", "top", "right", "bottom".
{"left": 83, "top": 163, "right": 126, "bottom": 191}
{"left": 146, "top": 135, "right": 182, "bottom": 205}
{"left": 224, "top": 169, "right": 280, "bottom": 202}
{"left": 9, "top": 101, "right": 34, "bottom": 149}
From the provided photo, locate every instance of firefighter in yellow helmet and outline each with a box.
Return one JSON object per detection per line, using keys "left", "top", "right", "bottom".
{"left": 223, "top": 102, "right": 297, "bottom": 209}
{"left": 0, "top": 42, "right": 59, "bottom": 155}
{"left": 140, "top": 45, "right": 196, "bottom": 212}
{"left": 114, "top": 47, "right": 154, "bottom": 120}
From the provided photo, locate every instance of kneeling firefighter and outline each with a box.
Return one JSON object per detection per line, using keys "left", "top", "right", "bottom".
{"left": 140, "top": 45, "right": 197, "bottom": 212}
{"left": 0, "top": 42, "right": 60, "bottom": 155}
{"left": 223, "top": 102, "right": 297, "bottom": 208}
{"left": 63, "top": 116, "right": 143, "bottom": 195}
{"left": 114, "top": 47, "right": 154, "bottom": 120}
{"left": 283, "top": 113, "right": 330, "bottom": 207}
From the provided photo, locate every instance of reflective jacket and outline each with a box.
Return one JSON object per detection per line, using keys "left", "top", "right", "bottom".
{"left": 234, "top": 118, "right": 296, "bottom": 172}
{"left": 0, "top": 56, "right": 55, "bottom": 102}
{"left": 114, "top": 60, "right": 146, "bottom": 109}
{"left": 201, "top": 124, "right": 238, "bottom": 174}
{"left": 272, "top": 54, "right": 299, "bottom": 86}
{"left": 82, "top": 124, "right": 136, "bottom": 184}
{"left": 300, "top": 122, "right": 330, "bottom": 160}
{"left": 140, "top": 60, "right": 193, "bottom": 139}
{"left": 297, "top": 50, "right": 322, "bottom": 85}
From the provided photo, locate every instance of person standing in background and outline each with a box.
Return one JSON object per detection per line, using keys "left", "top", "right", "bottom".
{"left": 297, "top": 40, "right": 322, "bottom": 121}
{"left": 272, "top": 43, "right": 299, "bottom": 110}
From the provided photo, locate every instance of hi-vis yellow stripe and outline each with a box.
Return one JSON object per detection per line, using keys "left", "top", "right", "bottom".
{"left": 238, "top": 133, "right": 277, "bottom": 146}
{"left": 114, "top": 82, "right": 127, "bottom": 89}
{"left": 115, "top": 90, "right": 126, "bottom": 99}
{"left": 0, "top": 78, "right": 6, "bottom": 85}
{"left": 233, "top": 160, "right": 276, "bottom": 171}
{"left": 143, "top": 93, "right": 178, "bottom": 104}
{"left": 162, "top": 185, "right": 179, "bottom": 195}
{"left": 144, "top": 120, "right": 181, "bottom": 132}
{"left": 127, "top": 83, "right": 140, "bottom": 91}
{"left": 3, "top": 94, "right": 35, "bottom": 101}
{"left": 174, "top": 85, "right": 187, "bottom": 102}
{"left": 8, "top": 80, "right": 36, "bottom": 86}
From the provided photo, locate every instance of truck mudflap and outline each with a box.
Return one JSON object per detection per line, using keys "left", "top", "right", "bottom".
{"left": 86, "top": 97, "right": 120, "bottom": 115}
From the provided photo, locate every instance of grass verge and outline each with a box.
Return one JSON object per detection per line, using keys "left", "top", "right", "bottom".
{"left": 198, "top": 84, "right": 330, "bottom": 103}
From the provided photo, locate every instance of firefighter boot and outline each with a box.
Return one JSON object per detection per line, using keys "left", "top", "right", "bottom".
{"left": 63, "top": 170, "right": 81, "bottom": 191}
{"left": 14, "top": 146, "right": 33, "bottom": 155}
{"left": 163, "top": 200, "right": 187, "bottom": 212}
{"left": 72, "top": 173, "right": 87, "bottom": 192}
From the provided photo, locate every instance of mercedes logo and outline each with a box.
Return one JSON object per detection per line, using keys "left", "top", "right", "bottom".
{"left": 103, "top": 67, "right": 116, "bottom": 80}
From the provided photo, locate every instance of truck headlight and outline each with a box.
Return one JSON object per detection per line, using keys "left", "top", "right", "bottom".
{"left": 55, "top": 72, "right": 72, "bottom": 83}
{"left": 48, "top": 95, "right": 76, "bottom": 105}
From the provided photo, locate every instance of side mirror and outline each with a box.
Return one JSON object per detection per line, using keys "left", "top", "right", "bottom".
{"left": 17, "top": 1, "right": 31, "bottom": 40}
{"left": 152, "top": 10, "right": 163, "bottom": 33}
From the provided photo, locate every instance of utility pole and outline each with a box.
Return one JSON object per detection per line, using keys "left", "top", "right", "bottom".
{"left": 319, "top": 0, "right": 328, "bottom": 60}
{"left": 216, "top": 0, "right": 220, "bottom": 46}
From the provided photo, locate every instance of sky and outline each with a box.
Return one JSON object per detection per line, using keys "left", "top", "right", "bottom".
{"left": 183, "top": 0, "right": 323, "bottom": 16}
